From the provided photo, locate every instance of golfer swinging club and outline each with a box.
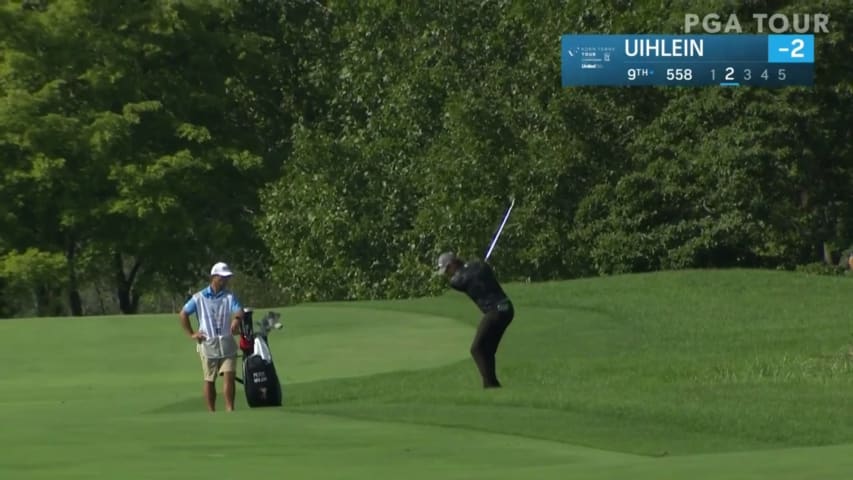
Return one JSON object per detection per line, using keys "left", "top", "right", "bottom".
{"left": 179, "top": 262, "right": 244, "bottom": 412}
{"left": 437, "top": 252, "right": 514, "bottom": 388}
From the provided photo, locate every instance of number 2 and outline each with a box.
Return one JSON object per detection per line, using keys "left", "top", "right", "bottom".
{"left": 725, "top": 67, "right": 734, "bottom": 81}
{"left": 791, "top": 39, "right": 804, "bottom": 58}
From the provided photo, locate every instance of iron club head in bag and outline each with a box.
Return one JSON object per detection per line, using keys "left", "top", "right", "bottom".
{"left": 257, "top": 311, "right": 283, "bottom": 337}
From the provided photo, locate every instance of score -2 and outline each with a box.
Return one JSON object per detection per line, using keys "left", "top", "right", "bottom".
{"left": 768, "top": 34, "right": 814, "bottom": 63}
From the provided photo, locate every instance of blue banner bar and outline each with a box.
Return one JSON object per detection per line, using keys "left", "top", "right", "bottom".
{"left": 561, "top": 34, "right": 814, "bottom": 87}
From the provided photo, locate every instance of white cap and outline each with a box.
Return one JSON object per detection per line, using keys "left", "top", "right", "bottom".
{"left": 435, "top": 252, "right": 457, "bottom": 275}
{"left": 210, "top": 262, "right": 233, "bottom": 277}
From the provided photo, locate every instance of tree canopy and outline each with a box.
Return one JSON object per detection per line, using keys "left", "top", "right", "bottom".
{"left": 1, "top": 0, "right": 850, "bottom": 316}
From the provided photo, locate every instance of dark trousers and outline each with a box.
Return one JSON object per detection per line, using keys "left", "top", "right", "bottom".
{"left": 470, "top": 302, "right": 514, "bottom": 388}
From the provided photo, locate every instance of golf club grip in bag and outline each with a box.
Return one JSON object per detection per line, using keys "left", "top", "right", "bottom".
{"left": 240, "top": 308, "right": 283, "bottom": 408}
{"left": 239, "top": 308, "right": 255, "bottom": 356}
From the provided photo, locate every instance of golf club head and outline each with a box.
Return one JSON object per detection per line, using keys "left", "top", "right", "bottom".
{"left": 256, "top": 311, "right": 283, "bottom": 336}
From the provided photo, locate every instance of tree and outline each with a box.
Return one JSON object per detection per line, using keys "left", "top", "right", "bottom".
{"left": 0, "top": 0, "right": 272, "bottom": 314}
{"left": 0, "top": 248, "right": 66, "bottom": 316}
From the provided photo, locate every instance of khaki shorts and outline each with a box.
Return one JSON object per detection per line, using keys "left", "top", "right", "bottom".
{"left": 200, "top": 352, "right": 237, "bottom": 382}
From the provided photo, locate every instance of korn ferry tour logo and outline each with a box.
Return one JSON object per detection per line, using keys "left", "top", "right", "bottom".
{"left": 683, "top": 13, "right": 831, "bottom": 33}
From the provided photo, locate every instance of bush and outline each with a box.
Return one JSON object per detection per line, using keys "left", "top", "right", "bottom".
{"left": 795, "top": 262, "right": 848, "bottom": 277}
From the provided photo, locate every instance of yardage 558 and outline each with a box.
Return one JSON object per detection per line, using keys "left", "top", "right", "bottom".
{"left": 666, "top": 68, "right": 693, "bottom": 80}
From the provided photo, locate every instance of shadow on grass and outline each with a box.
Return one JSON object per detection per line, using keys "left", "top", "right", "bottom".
{"left": 146, "top": 395, "right": 289, "bottom": 414}
{"left": 146, "top": 397, "right": 210, "bottom": 414}
{"left": 3, "top": 460, "right": 80, "bottom": 471}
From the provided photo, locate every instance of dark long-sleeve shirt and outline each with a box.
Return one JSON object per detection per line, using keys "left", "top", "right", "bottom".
{"left": 449, "top": 260, "right": 510, "bottom": 313}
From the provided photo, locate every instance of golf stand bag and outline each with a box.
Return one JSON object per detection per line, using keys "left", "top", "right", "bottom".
{"left": 237, "top": 308, "right": 283, "bottom": 407}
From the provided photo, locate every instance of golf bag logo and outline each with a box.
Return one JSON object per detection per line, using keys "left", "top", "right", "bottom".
{"left": 252, "top": 370, "right": 268, "bottom": 384}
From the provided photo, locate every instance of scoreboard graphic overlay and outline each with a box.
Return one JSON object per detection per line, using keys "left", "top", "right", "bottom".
{"left": 561, "top": 34, "right": 814, "bottom": 87}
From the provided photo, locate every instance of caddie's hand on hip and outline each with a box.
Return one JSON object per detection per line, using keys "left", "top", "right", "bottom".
{"left": 190, "top": 332, "right": 206, "bottom": 341}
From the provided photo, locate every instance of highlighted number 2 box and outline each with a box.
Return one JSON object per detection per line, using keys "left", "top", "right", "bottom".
{"left": 768, "top": 35, "right": 814, "bottom": 63}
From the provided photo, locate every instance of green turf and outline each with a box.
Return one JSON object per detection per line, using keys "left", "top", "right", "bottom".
{"left": 0, "top": 269, "right": 851, "bottom": 479}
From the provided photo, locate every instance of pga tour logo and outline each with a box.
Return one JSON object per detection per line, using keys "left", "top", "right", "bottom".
{"left": 684, "top": 13, "right": 830, "bottom": 33}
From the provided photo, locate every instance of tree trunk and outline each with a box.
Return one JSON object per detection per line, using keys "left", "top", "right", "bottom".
{"left": 68, "top": 289, "right": 83, "bottom": 316}
{"left": 94, "top": 280, "right": 107, "bottom": 315}
{"left": 0, "top": 278, "right": 10, "bottom": 318}
{"left": 36, "top": 285, "right": 65, "bottom": 317}
{"left": 822, "top": 241, "right": 834, "bottom": 266}
{"left": 49, "top": 287, "right": 65, "bottom": 316}
{"left": 66, "top": 240, "right": 83, "bottom": 316}
{"left": 117, "top": 284, "right": 140, "bottom": 314}
{"left": 35, "top": 285, "right": 49, "bottom": 317}
{"left": 114, "top": 252, "right": 143, "bottom": 314}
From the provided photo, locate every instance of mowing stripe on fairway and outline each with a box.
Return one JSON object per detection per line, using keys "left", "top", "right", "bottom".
{"left": 2, "top": 405, "right": 851, "bottom": 480}
{"left": 0, "top": 306, "right": 474, "bottom": 387}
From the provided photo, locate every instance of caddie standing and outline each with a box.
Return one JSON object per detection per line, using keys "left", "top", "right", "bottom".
{"left": 179, "top": 262, "right": 244, "bottom": 412}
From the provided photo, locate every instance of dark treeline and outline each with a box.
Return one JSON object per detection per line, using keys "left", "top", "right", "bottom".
{"left": 0, "top": 0, "right": 850, "bottom": 317}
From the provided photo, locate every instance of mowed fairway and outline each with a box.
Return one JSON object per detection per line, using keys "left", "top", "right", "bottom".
{"left": 1, "top": 269, "right": 852, "bottom": 479}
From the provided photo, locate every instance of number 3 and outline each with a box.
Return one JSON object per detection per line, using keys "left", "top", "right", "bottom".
{"left": 744, "top": 69, "right": 751, "bottom": 80}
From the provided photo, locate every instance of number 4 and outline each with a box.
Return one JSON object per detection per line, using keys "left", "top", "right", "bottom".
{"left": 761, "top": 69, "right": 769, "bottom": 80}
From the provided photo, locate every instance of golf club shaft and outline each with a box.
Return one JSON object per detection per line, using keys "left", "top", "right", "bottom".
{"left": 221, "top": 370, "right": 244, "bottom": 384}
{"left": 484, "top": 198, "right": 515, "bottom": 261}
